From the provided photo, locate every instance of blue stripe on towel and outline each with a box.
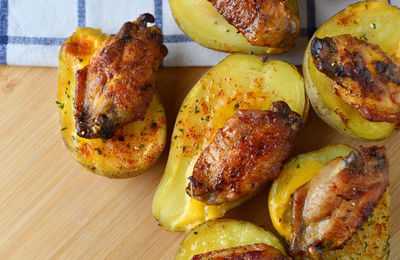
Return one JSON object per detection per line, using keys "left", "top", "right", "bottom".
{"left": 306, "top": 0, "right": 316, "bottom": 38}
{"left": 154, "top": 0, "right": 163, "bottom": 30}
{"left": 0, "top": 0, "right": 8, "bottom": 64}
{"left": 8, "top": 36, "right": 66, "bottom": 46}
{"left": 77, "top": 0, "right": 86, "bottom": 27}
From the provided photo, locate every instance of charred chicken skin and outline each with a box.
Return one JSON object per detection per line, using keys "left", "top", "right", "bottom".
{"left": 207, "top": 0, "right": 299, "bottom": 48}
{"left": 311, "top": 34, "right": 400, "bottom": 123}
{"left": 191, "top": 243, "right": 291, "bottom": 260}
{"left": 290, "top": 146, "right": 389, "bottom": 259}
{"left": 74, "top": 13, "right": 168, "bottom": 139}
{"left": 186, "top": 101, "right": 302, "bottom": 205}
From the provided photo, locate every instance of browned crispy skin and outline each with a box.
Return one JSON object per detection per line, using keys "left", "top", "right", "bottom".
{"left": 186, "top": 101, "right": 302, "bottom": 205}
{"left": 311, "top": 34, "right": 400, "bottom": 122}
{"left": 208, "top": 0, "right": 299, "bottom": 48}
{"left": 191, "top": 243, "right": 291, "bottom": 260}
{"left": 290, "top": 146, "right": 389, "bottom": 259}
{"left": 74, "top": 13, "right": 168, "bottom": 139}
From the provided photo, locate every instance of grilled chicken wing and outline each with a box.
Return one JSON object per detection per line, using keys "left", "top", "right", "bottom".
{"left": 191, "top": 243, "right": 291, "bottom": 260}
{"left": 311, "top": 34, "right": 400, "bottom": 122}
{"left": 208, "top": 0, "right": 299, "bottom": 48}
{"left": 186, "top": 101, "right": 302, "bottom": 205}
{"left": 290, "top": 146, "right": 389, "bottom": 259}
{"left": 74, "top": 13, "right": 168, "bottom": 139}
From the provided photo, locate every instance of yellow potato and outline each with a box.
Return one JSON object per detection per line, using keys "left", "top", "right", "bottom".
{"left": 269, "top": 144, "right": 390, "bottom": 259}
{"left": 169, "top": 0, "right": 299, "bottom": 54}
{"left": 57, "top": 28, "right": 166, "bottom": 178}
{"left": 175, "top": 219, "right": 287, "bottom": 260}
{"left": 303, "top": 1, "right": 400, "bottom": 141}
{"left": 152, "top": 54, "right": 307, "bottom": 231}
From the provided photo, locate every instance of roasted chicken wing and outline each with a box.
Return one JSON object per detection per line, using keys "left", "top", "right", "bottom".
{"left": 74, "top": 13, "right": 168, "bottom": 139}
{"left": 208, "top": 0, "right": 299, "bottom": 48}
{"left": 290, "top": 146, "right": 389, "bottom": 259}
{"left": 186, "top": 101, "right": 302, "bottom": 205}
{"left": 311, "top": 34, "right": 400, "bottom": 123}
{"left": 191, "top": 243, "right": 291, "bottom": 260}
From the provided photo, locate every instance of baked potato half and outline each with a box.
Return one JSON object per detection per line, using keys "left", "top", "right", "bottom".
{"left": 169, "top": 0, "right": 300, "bottom": 54}
{"left": 57, "top": 27, "right": 166, "bottom": 178}
{"left": 152, "top": 54, "right": 307, "bottom": 231}
{"left": 175, "top": 219, "right": 287, "bottom": 260}
{"left": 303, "top": 1, "right": 400, "bottom": 141}
{"left": 269, "top": 144, "right": 390, "bottom": 259}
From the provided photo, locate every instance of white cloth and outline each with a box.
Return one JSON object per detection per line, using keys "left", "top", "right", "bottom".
{"left": 1, "top": 0, "right": 399, "bottom": 67}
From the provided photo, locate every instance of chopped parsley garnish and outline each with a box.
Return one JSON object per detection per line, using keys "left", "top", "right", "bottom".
{"left": 151, "top": 122, "right": 157, "bottom": 129}
{"left": 56, "top": 101, "right": 64, "bottom": 109}
{"left": 194, "top": 106, "right": 199, "bottom": 113}
{"left": 77, "top": 57, "right": 83, "bottom": 62}
{"left": 296, "top": 164, "right": 300, "bottom": 169}
{"left": 61, "top": 127, "right": 67, "bottom": 131}
{"left": 205, "top": 116, "right": 210, "bottom": 121}
{"left": 371, "top": 23, "right": 376, "bottom": 29}
{"left": 96, "top": 148, "right": 102, "bottom": 155}
{"left": 234, "top": 103, "right": 240, "bottom": 109}
{"left": 360, "top": 33, "right": 368, "bottom": 41}
{"left": 179, "top": 128, "right": 184, "bottom": 132}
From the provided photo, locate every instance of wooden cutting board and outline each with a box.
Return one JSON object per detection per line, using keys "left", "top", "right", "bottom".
{"left": 0, "top": 65, "right": 399, "bottom": 259}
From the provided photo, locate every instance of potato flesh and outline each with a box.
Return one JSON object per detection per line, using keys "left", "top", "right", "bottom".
{"left": 175, "top": 219, "right": 286, "bottom": 260}
{"left": 268, "top": 144, "right": 390, "bottom": 259}
{"left": 306, "top": 1, "right": 400, "bottom": 140}
{"left": 57, "top": 28, "right": 167, "bottom": 178}
{"left": 169, "top": 0, "right": 297, "bottom": 54}
{"left": 152, "top": 54, "right": 306, "bottom": 231}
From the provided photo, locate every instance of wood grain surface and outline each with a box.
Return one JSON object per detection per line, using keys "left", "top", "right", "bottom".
{"left": 0, "top": 65, "right": 399, "bottom": 259}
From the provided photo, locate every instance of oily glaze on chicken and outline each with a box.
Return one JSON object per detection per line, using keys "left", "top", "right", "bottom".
{"left": 186, "top": 101, "right": 302, "bottom": 205}
{"left": 207, "top": 0, "right": 299, "bottom": 48}
{"left": 290, "top": 146, "right": 389, "bottom": 259}
{"left": 191, "top": 243, "right": 291, "bottom": 260}
{"left": 74, "top": 13, "right": 168, "bottom": 139}
{"left": 311, "top": 34, "right": 400, "bottom": 123}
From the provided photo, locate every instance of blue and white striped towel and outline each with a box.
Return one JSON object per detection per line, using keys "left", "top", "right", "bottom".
{"left": 0, "top": 0, "right": 399, "bottom": 67}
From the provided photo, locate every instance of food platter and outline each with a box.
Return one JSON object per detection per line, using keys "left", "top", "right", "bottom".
{"left": 0, "top": 65, "right": 399, "bottom": 258}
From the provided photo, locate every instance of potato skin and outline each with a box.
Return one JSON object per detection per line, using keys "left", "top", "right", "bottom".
{"left": 175, "top": 219, "right": 287, "bottom": 260}
{"left": 152, "top": 54, "right": 307, "bottom": 231}
{"left": 303, "top": 1, "right": 400, "bottom": 141}
{"left": 57, "top": 27, "right": 166, "bottom": 178}
{"left": 268, "top": 144, "right": 390, "bottom": 259}
{"left": 169, "top": 0, "right": 299, "bottom": 55}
